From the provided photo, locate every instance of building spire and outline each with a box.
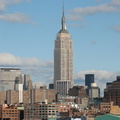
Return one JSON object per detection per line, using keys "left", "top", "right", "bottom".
{"left": 62, "top": 1, "right": 64, "bottom": 17}
{"left": 59, "top": 1, "right": 68, "bottom": 33}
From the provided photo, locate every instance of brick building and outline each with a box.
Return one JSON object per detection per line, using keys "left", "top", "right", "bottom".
{"left": 23, "top": 90, "right": 31, "bottom": 104}
{"left": 0, "top": 105, "right": 20, "bottom": 120}
{"left": 0, "top": 92, "right": 6, "bottom": 104}
{"left": 24, "top": 103, "right": 70, "bottom": 120}
{"left": 103, "top": 76, "right": 120, "bottom": 106}
{"left": 3, "top": 86, "right": 56, "bottom": 105}
{"left": 30, "top": 87, "right": 56, "bottom": 103}
{"left": 68, "top": 86, "right": 88, "bottom": 98}
{"left": 6, "top": 90, "right": 19, "bottom": 105}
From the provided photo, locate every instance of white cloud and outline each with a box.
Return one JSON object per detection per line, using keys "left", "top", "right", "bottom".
{"left": 0, "top": 0, "right": 25, "bottom": 11}
{"left": 0, "top": 53, "right": 53, "bottom": 66}
{"left": 0, "top": 0, "right": 33, "bottom": 23}
{"left": 111, "top": 26, "right": 120, "bottom": 33}
{"left": 109, "top": 0, "right": 120, "bottom": 6}
{"left": 67, "top": 0, "right": 120, "bottom": 21}
{"left": 66, "top": 14, "right": 83, "bottom": 21}
{"left": 68, "top": 22, "right": 86, "bottom": 28}
{"left": 0, "top": 52, "right": 53, "bottom": 86}
{"left": 0, "top": 12, "right": 33, "bottom": 23}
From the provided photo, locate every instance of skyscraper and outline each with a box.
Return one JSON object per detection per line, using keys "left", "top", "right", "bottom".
{"left": 0, "top": 68, "right": 21, "bottom": 91}
{"left": 85, "top": 74, "right": 94, "bottom": 88}
{"left": 54, "top": 5, "right": 74, "bottom": 95}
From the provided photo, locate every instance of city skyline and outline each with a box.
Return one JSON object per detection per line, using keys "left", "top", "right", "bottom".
{"left": 0, "top": 0, "right": 120, "bottom": 95}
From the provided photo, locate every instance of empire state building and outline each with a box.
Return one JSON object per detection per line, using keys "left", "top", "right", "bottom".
{"left": 54, "top": 7, "right": 74, "bottom": 95}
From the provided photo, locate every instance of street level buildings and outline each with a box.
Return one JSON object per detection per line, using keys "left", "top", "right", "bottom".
{"left": 54, "top": 6, "right": 74, "bottom": 95}
{"left": 24, "top": 103, "right": 70, "bottom": 120}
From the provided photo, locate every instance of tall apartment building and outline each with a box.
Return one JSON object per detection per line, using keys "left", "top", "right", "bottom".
{"left": 5, "top": 86, "right": 56, "bottom": 105}
{"left": 54, "top": 5, "right": 74, "bottom": 95}
{"left": 0, "top": 91, "right": 6, "bottom": 104}
{"left": 103, "top": 76, "right": 120, "bottom": 107}
{"left": 30, "top": 87, "right": 56, "bottom": 103}
{"left": 0, "top": 68, "right": 21, "bottom": 91}
{"left": 6, "top": 90, "right": 19, "bottom": 105}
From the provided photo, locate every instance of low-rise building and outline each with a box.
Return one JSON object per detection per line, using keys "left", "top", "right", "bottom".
{"left": 24, "top": 103, "right": 70, "bottom": 120}
{"left": 0, "top": 104, "right": 24, "bottom": 120}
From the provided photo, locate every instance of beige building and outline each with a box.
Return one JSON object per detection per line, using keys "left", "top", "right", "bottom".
{"left": 5, "top": 86, "right": 56, "bottom": 105}
{"left": 0, "top": 91, "right": 6, "bottom": 104}
{"left": 6, "top": 90, "right": 19, "bottom": 105}
{"left": 54, "top": 6, "right": 74, "bottom": 95}
{"left": 23, "top": 90, "right": 31, "bottom": 104}
{"left": 30, "top": 87, "right": 56, "bottom": 103}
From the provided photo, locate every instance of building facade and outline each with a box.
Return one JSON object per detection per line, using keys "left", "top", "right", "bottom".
{"left": 88, "top": 83, "right": 100, "bottom": 99}
{"left": 85, "top": 74, "right": 94, "bottom": 88}
{"left": 0, "top": 105, "right": 20, "bottom": 120}
{"left": 30, "top": 88, "right": 56, "bottom": 104}
{"left": 5, "top": 86, "right": 56, "bottom": 105}
{"left": 0, "top": 68, "right": 21, "bottom": 91}
{"left": 103, "top": 76, "right": 120, "bottom": 107}
{"left": 0, "top": 92, "right": 6, "bottom": 104}
{"left": 54, "top": 6, "right": 74, "bottom": 95}
{"left": 23, "top": 75, "right": 33, "bottom": 90}
{"left": 24, "top": 103, "right": 70, "bottom": 120}
{"left": 68, "top": 86, "right": 88, "bottom": 98}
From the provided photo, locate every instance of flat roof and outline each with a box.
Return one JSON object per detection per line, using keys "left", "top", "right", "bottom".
{"left": 0, "top": 68, "right": 20, "bottom": 71}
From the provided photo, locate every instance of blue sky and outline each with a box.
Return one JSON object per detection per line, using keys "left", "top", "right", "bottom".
{"left": 0, "top": 0, "right": 120, "bottom": 95}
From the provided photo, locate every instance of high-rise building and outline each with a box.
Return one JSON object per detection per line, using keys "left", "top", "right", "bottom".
{"left": 85, "top": 74, "right": 94, "bottom": 88}
{"left": 85, "top": 74, "right": 100, "bottom": 98}
{"left": 88, "top": 83, "right": 100, "bottom": 99}
{"left": 0, "top": 91, "right": 6, "bottom": 104}
{"left": 30, "top": 87, "right": 56, "bottom": 104}
{"left": 14, "top": 77, "right": 23, "bottom": 103}
{"left": 49, "top": 83, "right": 54, "bottom": 89}
{"left": 23, "top": 75, "right": 33, "bottom": 90}
{"left": 0, "top": 68, "right": 21, "bottom": 91}
{"left": 54, "top": 5, "right": 74, "bottom": 95}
